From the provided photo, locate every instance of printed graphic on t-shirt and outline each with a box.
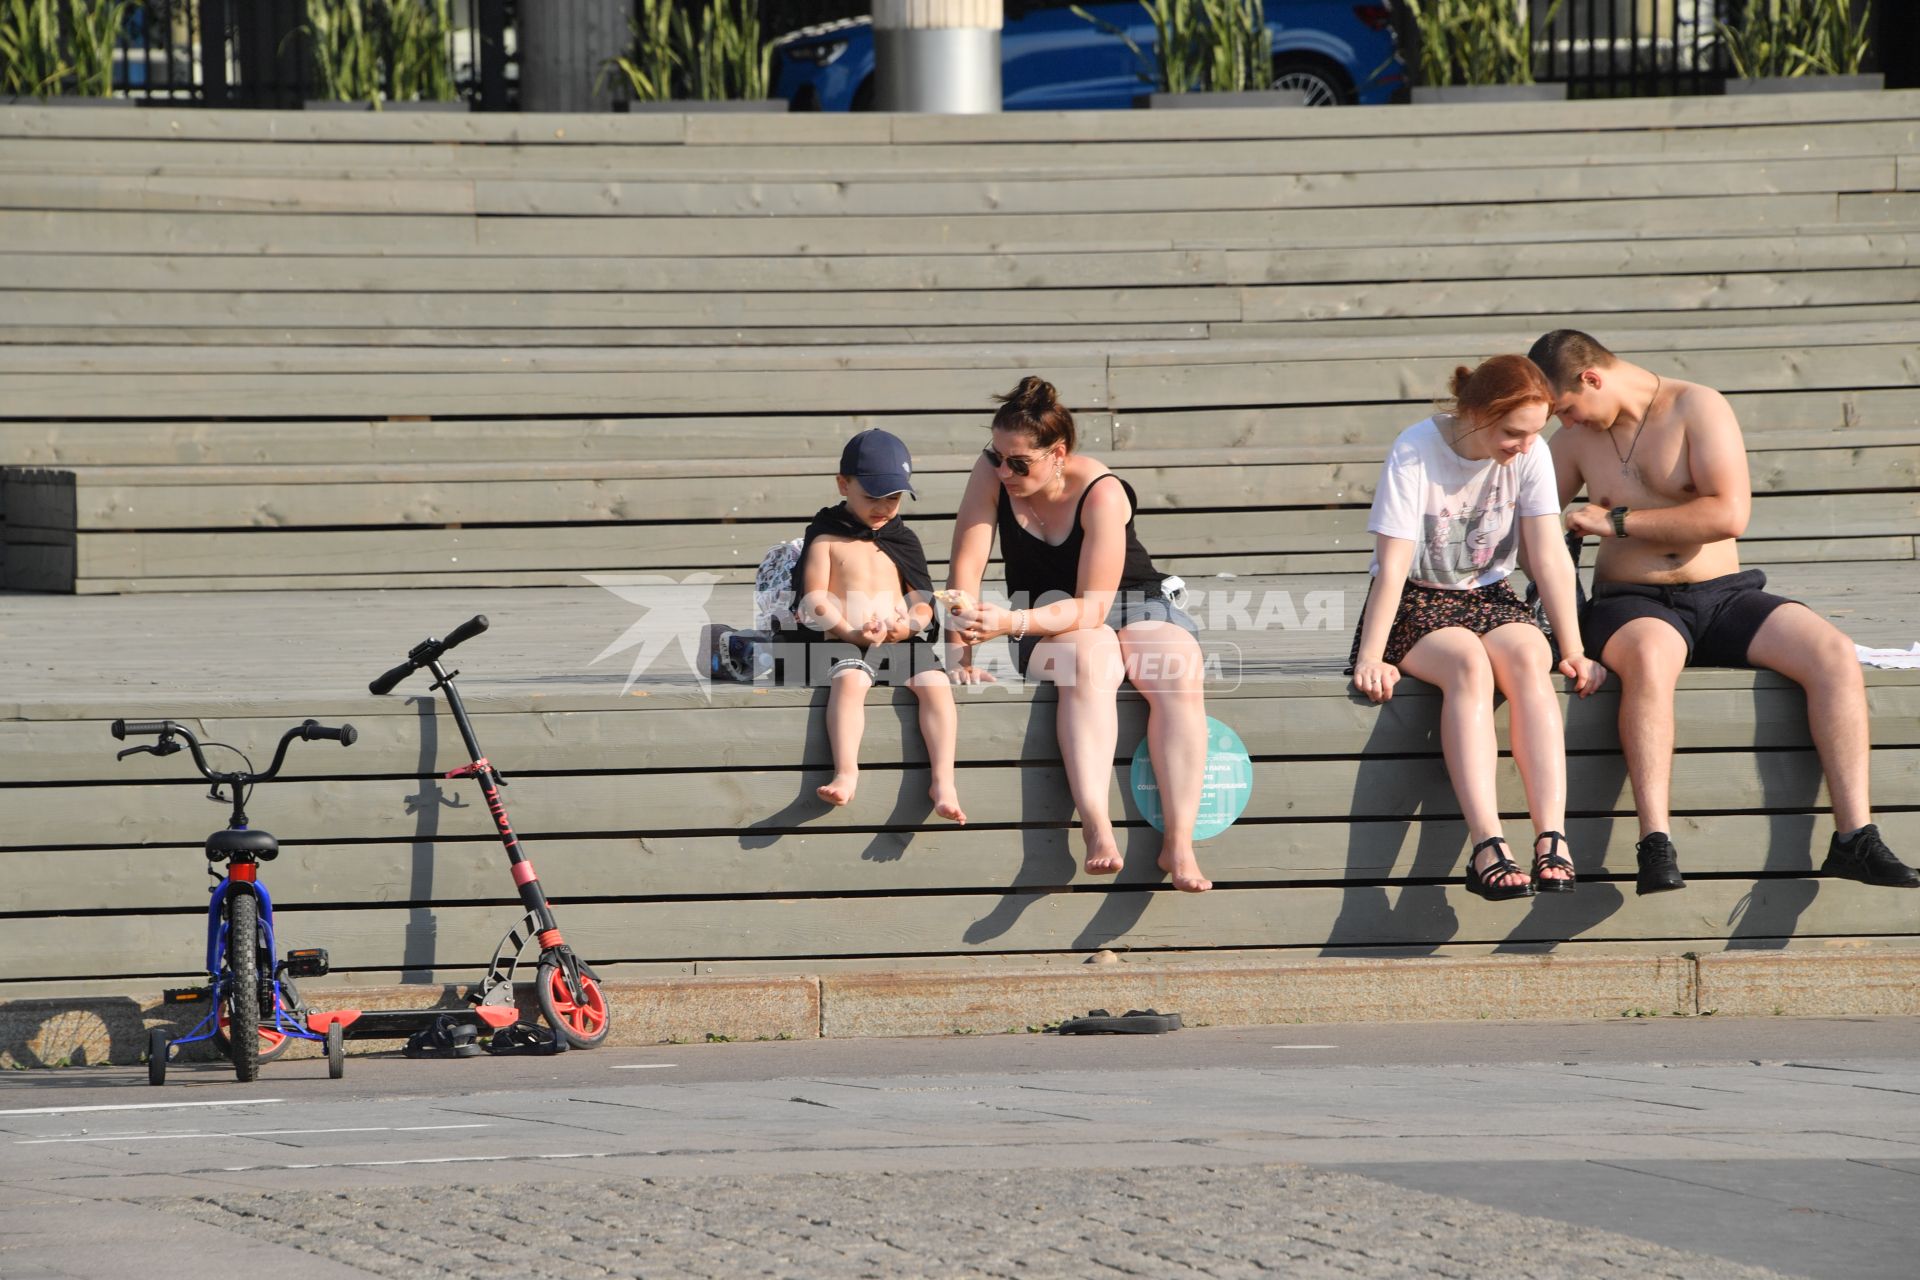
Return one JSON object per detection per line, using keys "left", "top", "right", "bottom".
{"left": 1418, "top": 486, "right": 1516, "bottom": 587}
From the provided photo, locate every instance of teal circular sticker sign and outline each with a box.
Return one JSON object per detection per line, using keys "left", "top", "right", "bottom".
{"left": 1130, "top": 717, "right": 1253, "bottom": 839}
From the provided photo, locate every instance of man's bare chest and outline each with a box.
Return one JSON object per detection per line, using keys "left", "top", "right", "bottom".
{"left": 1578, "top": 429, "right": 1697, "bottom": 510}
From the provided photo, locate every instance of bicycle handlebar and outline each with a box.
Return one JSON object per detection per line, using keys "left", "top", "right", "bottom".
{"left": 110, "top": 718, "right": 356, "bottom": 782}
{"left": 369, "top": 614, "right": 489, "bottom": 695}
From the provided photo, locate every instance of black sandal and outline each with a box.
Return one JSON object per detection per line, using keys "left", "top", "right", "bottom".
{"left": 1532, "top": 831, "right": 1577, "bottom": 893}
{"left": 1465, "top": 836, "right": 1534, "bottom": 901}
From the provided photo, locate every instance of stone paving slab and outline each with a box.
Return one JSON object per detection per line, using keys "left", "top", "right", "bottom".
{"left": 153, "top": 1164, "right": 1801, "bottom": 1280}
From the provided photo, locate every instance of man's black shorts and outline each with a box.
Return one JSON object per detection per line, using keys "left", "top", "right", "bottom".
{"left": 1582, "top": 568, "right": 1798, "bottom": 668}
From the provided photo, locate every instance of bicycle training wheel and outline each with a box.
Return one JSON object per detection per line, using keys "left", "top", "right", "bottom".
{"left": 146, "top": 1029, "right": 168, "bottom": 1087}
{"left": 326, "top": 1022, "right": 345, "bottom": 1080}
{"left": 226, "top": 893, "right": 262, "bottom": 1082}
{"left": 536, "top": 955, "right": 610, "bottom": 1049}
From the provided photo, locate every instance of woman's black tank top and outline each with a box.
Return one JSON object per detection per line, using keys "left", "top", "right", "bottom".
{"left": 997, "top": 472, "right": 1166, "bottom": 605}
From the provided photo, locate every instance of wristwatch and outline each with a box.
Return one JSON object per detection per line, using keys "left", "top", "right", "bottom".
{"left": 1609, "top": 506, "right": 1631, "bottom": 538}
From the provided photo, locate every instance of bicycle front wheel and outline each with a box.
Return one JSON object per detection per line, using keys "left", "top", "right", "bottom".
{"left": 226, "top": 892, "right": 262, "bottom": 1082}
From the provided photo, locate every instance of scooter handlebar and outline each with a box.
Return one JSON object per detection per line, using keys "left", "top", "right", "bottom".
{"left": 369, "top": 661, "right": 415, "bottom": 697}
{"left": 443, "top": 614, "right": 489, "bottom": 651}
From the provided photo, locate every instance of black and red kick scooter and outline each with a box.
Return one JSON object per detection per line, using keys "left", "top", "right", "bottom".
{"left": 317, "top": 615, "right": 611, "bottom": 1052}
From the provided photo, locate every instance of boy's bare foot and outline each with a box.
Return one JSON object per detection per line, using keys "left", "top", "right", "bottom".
{"left": 1084, "top": 829, "right": 1124, "bottom": 876}
{"left": 1158, "top": 847, "right": 1212, "bottom": 893}
{"left": 817, "top": 773, "right": 857, "bottom": 806}
{"left": 930, "top": 782, "right": 966, "bottom": 824}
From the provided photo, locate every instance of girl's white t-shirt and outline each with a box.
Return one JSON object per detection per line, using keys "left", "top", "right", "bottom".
{"left": 1367, "top": 416, "right": 1560, "bottom": 589}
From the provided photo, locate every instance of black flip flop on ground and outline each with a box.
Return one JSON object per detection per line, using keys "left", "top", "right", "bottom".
{"left": 1056, "top": 1008, "right": 1183, "bottom": 1035}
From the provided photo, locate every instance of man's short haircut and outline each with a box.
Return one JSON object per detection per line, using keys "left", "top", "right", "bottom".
{"left": 1527, "top": 330, "right": 1616, "bottom": 393}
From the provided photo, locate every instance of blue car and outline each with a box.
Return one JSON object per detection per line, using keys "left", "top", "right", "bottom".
{"left": 774, "top": 1, "right": 1405, "bottom": 111}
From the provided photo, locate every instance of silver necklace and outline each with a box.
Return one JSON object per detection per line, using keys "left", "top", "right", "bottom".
{"left": 1611, "top": 374, "right": 1662, "bottom": 476}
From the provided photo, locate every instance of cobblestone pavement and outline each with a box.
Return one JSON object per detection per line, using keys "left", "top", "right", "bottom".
{"left": 159, "top": 1163, "right": 1796, "bottom": 1280}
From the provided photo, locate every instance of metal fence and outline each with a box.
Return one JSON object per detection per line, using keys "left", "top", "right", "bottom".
{"left": 1535, "top": 0, "right": 1736, "bottom": 98}
{"left": 69, "top": 0, "right": 1902, "bottom": 110}
{"left": 109, "top": 0, "right": 517, "bottom": 109}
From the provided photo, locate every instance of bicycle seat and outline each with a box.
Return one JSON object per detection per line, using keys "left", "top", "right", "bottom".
{"left": 206, "top": 829, "right": 278, "bottom": 862}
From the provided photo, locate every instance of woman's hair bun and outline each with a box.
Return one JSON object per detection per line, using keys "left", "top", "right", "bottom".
{"left": 990, "top": 376, "right": 1075, "bottom": 453}
{"left": 998, "top": 375, "right": 1057, "bottom": 412}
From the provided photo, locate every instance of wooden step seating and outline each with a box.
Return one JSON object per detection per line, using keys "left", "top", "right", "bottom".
{"left": 5, "top": 338, "right": 1917, "bottom": 592}
{"left": 3, "top": 580, "right": 1916, "bottom": 997}
{"left": 3, "top": 90, "right": 1917, "bottom": 590}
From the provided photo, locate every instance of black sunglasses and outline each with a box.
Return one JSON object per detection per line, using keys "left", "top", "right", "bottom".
{"left": 983, "top": 446, "right": 1046, "bottom": 477}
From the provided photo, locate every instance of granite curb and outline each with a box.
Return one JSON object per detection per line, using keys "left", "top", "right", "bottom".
{"left": 5, "top": 950, "right": 1915, "bottom": 1066}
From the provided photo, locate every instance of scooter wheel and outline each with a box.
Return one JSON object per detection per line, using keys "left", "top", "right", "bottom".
{"left": 325, "top": 1022, "right": 345, "bottom": 1079}
{"left": 147, "top": 1029, "right": 169, "bottom": 1086}
{"left": 537, "top": 956, "right": 610, "bottom": 1049}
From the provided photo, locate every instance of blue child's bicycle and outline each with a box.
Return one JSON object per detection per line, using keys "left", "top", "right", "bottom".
{"left": 113, "top": 716, "right": 358, "bottom": 1084}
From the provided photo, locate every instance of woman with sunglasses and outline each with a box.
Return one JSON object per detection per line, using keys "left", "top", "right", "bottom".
{"left": 945, "top": 376, "right": 1213, "bottom": 892}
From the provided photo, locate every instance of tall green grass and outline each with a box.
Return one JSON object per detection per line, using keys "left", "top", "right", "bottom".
{"left": 1400, "top": 0, "right": 1560, "bottom": 88}
{"left": 306, "top": 0, "right": 456, "bottom": 106}
{"left": 602, "top": 0, "right": 770, "bottom": 103}
{"left": 0, "top": 0, "right": 130, "bottom": 97}
{"left": 1073, "top": 0, "right": 1273, "bottom": 95}
{"left": 1720, "top": 0, "right": 1872, "bottom": 80}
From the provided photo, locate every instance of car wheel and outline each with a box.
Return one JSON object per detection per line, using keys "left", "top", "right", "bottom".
{"left": 1271, "top": 55, "right": 1355, "bottom": 107}
{"left": 851, "top": 76, "right": 875, "bottom": 112}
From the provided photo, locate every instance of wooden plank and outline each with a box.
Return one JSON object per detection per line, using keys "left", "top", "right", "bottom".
{"left": 53, "top": 511, "right": 1362, "bottom": 578}
{"left": 1216, "top": 304, "right": 1920, "bottom": 343}
{"left": 41, "top": 536, "right": 1909, "bottom": 594}
{"left": 14, "top": 809, "right": 1920, "bottom": 913}
{"left": 0, "top": 413, "right": 1093, "bottom": 468}
{"left": 26, "top": 158, "right": 1899, "bottom": 216}
{"left": 10, "top": 275, "right": 1915, "bottom": 334}
{"left": 0, "top": 249, "right": 1237, "bottom": 293}
{"left": 1108, "top": 343, "right": 1920, "bottom": 410}
{"left": 5, "top": 88, "right": 1912, "bottom": 146}
{"left": 9, "top": 681, "right": 1916, "bottom": 780}
{"left": 24, "top": 443, "right": 1917, "bottom": 532}
{"left": 0, "top": 364, "right": 1111, "bottom": 419}
{"left": 0, "top": 173, "right": 478, "bottom": 214}
{"left": 1, "top": 877, "right": 1912, "bottom": 983}
{"left": 881, "top": 90, "right": 1920, "bottom": 142}
{"left": 43, "top": 492, "right": 1920, "bottom": 579}
{"left": 7, "top": 749, "right": 1916, "bottom": 851}
{"left": 11, "top": 233, "right": 1916, "bottom": 296}
{"left": 0, "top": 323, "right": 1215, "bottom": 350}
{"left": 0, "top": 193, "right": 1856, "bottom": 258}
{"left": 461, "top": 158, "right": 1898, "bottom": 218}
{"left": 7, "top": 119, "right": 1909, "bottom": 182}
{"left": 0, "top": 286, "right": 1245, "bottom": 330}
{"left": 1238, "top": 269, "right": 1920, "bottom": 322}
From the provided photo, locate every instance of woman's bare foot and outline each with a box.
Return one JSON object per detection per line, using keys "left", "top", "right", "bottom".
{"left": 1158, "top": 846, "right": 1212, "bottom": 893}
{"left": 817, "top": 772, "right": 857, "bottom": 806}
{"left": 1084, "top": 828, "right": 1124, "bottom": 876}
{"left": 930, "top": 781, "right": 966, "bottom": 824}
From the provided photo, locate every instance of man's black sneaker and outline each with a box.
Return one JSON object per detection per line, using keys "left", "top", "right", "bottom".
{"left": 1820, "top": 825, "right": 1920, "bottom": 888}
{"left": 1635, "top": 833, "right": 1686, "bottom": 895}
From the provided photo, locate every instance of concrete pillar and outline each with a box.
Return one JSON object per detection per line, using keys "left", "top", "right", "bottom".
{"left": 872, "top": 0, "right": 1003, "bottom": 113}
{"left": 517, "top": 0, "right": 630, "bottom": 113}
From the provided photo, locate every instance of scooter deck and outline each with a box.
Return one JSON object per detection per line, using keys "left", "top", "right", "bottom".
{"left": 307, "top": 1005, "right": 519, "bottom": 1041}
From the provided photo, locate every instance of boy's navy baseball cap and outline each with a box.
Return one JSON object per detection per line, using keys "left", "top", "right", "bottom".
{"left": 839, "top": 429, "right": 917, "bottom": 498}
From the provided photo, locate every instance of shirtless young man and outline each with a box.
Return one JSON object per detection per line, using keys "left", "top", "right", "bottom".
{"left": 1528, "top": 330, "right": 1916, "bottom": 894}
{"left": 785, "top": 429, "right": 965, "bottom": 823}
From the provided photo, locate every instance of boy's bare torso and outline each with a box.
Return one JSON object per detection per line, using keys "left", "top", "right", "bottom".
{"left": 815, "top": 536, "right": 910, "bottom": 631}
{"left": 1562, "top": 377, "right": 1744, "bottom": 586}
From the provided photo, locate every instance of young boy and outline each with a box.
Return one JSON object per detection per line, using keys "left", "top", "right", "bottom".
{"left": 783, "top": 429, "right": 965, "bottom": 822}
